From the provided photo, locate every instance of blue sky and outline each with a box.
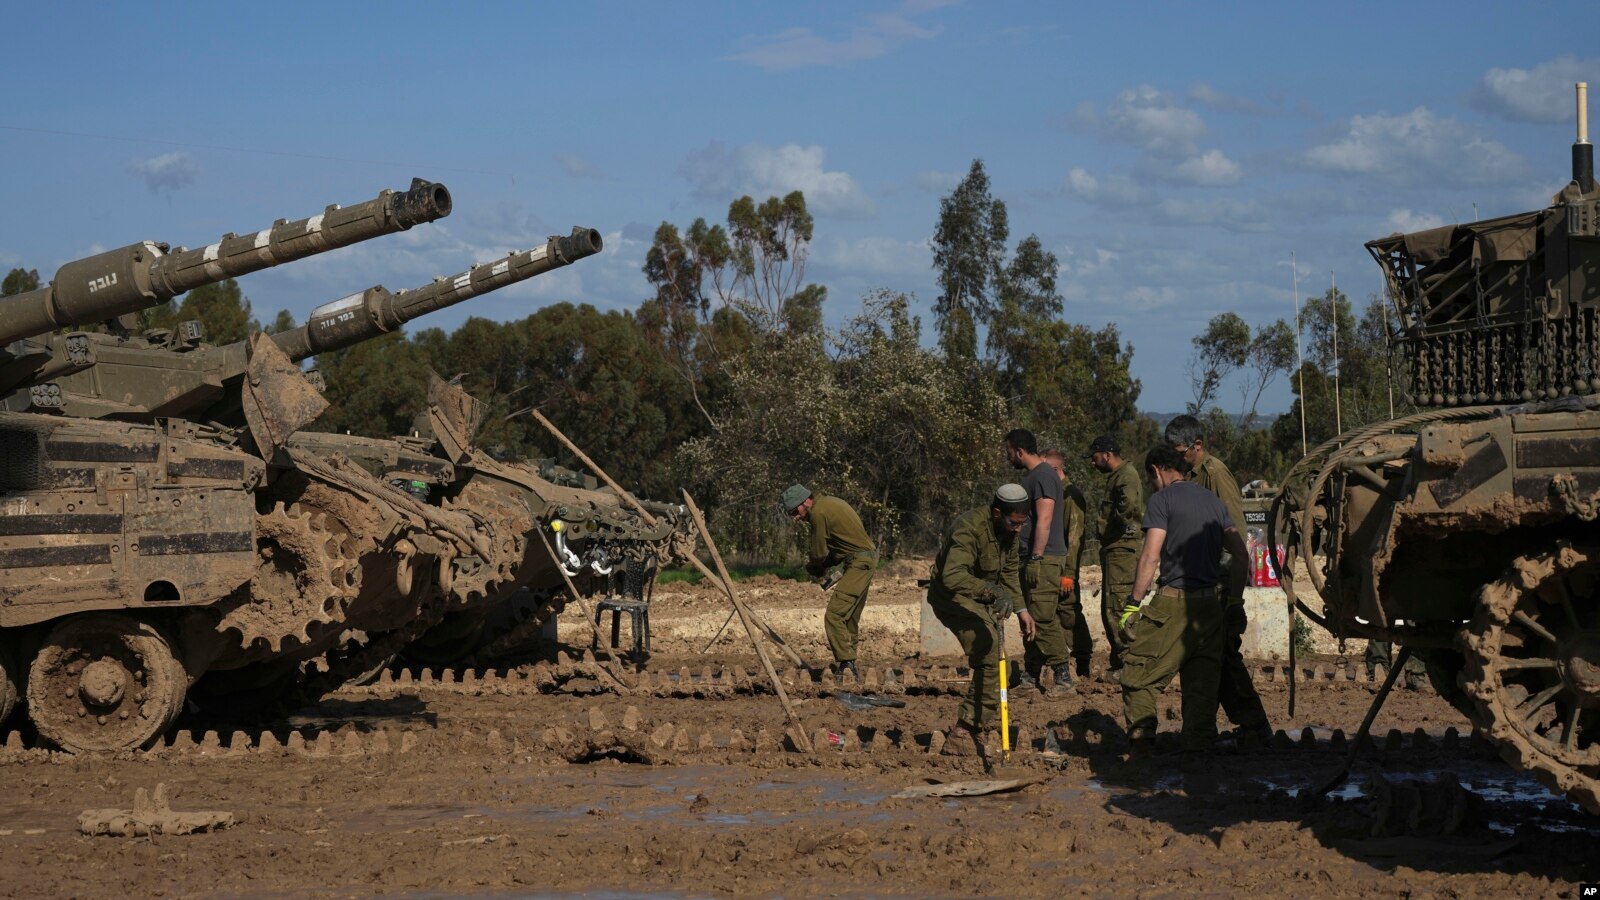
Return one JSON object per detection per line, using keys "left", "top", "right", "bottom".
{"left": 4, "top": 1, "right": 1597, "bottom": 414}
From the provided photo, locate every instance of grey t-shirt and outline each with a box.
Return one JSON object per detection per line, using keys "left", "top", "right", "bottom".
{"left": 1020, "top": 462, "right": 1067, "bottom": 556}
{"left": 1142, "top": 480, "right": 1231, "bottom": 589}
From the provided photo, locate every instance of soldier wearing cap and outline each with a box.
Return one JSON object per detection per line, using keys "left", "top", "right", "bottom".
{"left": 1164, "top": 414, "right": 1271, "bottom": 745}
{"left": 1118, "top": 445, "right": 1248, "bottom": 753}
{"left": 782, "top": 484, "right": 877, "bottom": 678}
{"left": 926, "top": 484, "right": 1038, "bottom": 756}
{"left": 1089, "top": 434, "right": 1143, "bottom": 678}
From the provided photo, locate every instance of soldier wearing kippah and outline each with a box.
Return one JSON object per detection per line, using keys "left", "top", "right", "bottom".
{"left": 782, "top": 484, "right": 877, "bottom": 679}
{"left": 926, "top": 484, "right": 1039, "bottom": 758}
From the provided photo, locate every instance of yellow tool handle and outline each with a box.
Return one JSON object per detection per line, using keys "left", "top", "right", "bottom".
{"left": 998, "top": 655, "right": 1011, "bottom": 757}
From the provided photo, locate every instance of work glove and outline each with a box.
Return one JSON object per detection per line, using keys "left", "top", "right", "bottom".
{"left": 1059, "top": 575, "right": 1075, "bottom": 593}
{"left": 1224, "top": 602, "right": 1247, "bottom": 636}
{"left": 978, "top": 582, "right": 1012, "bottom": 619}
{"left": 805, "top": 559, "right": 828, "bottom": 579}
{"left": 1118, "top": 602, "right": 1141, "bottom": 640}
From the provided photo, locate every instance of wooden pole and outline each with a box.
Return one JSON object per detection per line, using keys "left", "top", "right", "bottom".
{"left": 528, "top": 407, "right": 808, "bottom": 668}
{"left": 682, "top": 490, "right": 812, "bottom": 752}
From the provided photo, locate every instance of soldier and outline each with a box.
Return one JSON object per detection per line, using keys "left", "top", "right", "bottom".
{"left": 1044, "top": 448, "right": 1093, "bottom": 678}
{"left": 1118, "top": 445, "right": 1249, "bottom": 753}
{"left": 782, "top": 484, "right": 877, "bottom": 679}
{"left": 1090, "top": 434, "right": 1143, "bottom": 680}
{"left": 927, "top": 484, "right": 1038, "bottom": 757}
{"left": 1163, "top": 415, "right": 1271, "bottom": 745}
{"left": 1004, "top": 429, "right": 1074, "bottom": 697}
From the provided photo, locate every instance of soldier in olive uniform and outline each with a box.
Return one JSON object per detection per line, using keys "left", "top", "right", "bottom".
{"left": 1090, "top": 434, "right": 1143, "bottom": 678}
{"left": 783, "top": 484, "right": 877, "bottom": 679}
{"left": 1164, "top": 415, "right": 1271, "bottom": 744}
{"left": 927, "top": 484, "right": 1038, "bottom": 755}
{"left": 1118, "top": 445, "right": 1249, "bottom": 752}
{"left": 1004, "top": 429, "right": 1074, "bottom": 697}
{"left": 1045, "top": 449, "right": 1093, "bottom": 678}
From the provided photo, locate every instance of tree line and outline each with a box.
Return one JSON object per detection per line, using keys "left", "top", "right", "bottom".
{"left": 2, "top": 159, "right": 1410, "bottom": 561}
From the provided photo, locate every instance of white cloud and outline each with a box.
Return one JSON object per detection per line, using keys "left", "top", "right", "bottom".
{"left": 1381, "top": 208, "right": 1445, "bottom": 234}
{"left": 679, "top": 142, "right": 874, "bottom": 218}
{"left": 822, "top": 235, "right": 928, "bottom": 276}
{"left": 1171, "top": 149, "right": 1242, "bottom": 185}
{"left": 1063, "top": 166, "right": 1147, "bottom": 206}
{"left": 1095, "top": 85, "right": 1206, "bottom": 154}
{"left": 730, "top": 2, "right": 945, "bottom": 72}
{"left": 554, "top": 153, "right": 606, "bottom": 180}
{"left": 1473, "top": 56, "right": 1600, "bottom": 123}
{"left": 1305, "top": 107, "right": 1527, "bottom": 185}
{"left": 1057, "top": 244, "right": 1117, "bottom": 278}
{"left": 127, "top": 152, "right": 199, "bottom": 194}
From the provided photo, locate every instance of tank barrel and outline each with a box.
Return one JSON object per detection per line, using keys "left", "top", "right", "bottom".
{"left": 0, "top": 179, "right": 452, "bottom": 346}
{"left": 274, "top": 227, "right": 603, "bottom": 360}
{"left": 1575, "top": 82, "right": 1594, "bottom": 194}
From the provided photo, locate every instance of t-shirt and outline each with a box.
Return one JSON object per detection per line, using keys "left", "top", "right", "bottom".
{"left": 1141, "top": 480, "right": 1232, "bottom": 589}
{"left": 1020, "top": 462, "right": 1067, "bottom": 556}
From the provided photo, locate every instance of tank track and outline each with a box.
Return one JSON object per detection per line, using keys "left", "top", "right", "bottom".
{"left": 344, "top": 656, "right": 1413, "bottom": 700}
{"left": 0, "top": 697, "right": 1487, "bottom": 762}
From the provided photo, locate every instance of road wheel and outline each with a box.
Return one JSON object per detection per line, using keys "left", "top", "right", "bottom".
{"left": 26, "top": 613, "right": 186, "bottom": 752}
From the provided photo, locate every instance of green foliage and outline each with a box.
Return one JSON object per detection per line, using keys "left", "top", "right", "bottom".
{"left": 146, "top": 278, "right": 259, "bottom": 344}
{"left": 313, "top": 331, "right": 434, "bottom": 438}
{"left": 678, "top": 290, "right": 1007, "bottom": 559}
{"left": 2, "top": 267, "right": 40, "bottom": 297}
{"left": 932, "top": 159, "right": 1008, "bottom": 361}
{"left": 1292, "top": 615, "right": 1316, "bottom": 656}
{"left": 265, "top": 309, "right": 297, "bottom": 334}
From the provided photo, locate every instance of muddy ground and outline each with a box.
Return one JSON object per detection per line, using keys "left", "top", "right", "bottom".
{"left": 0, "top": 570, "right": 1594, "bottom": 897}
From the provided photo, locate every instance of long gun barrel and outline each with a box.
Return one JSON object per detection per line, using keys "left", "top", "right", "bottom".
{"left": 0, "top": 179, "right": 451, "bottom": 345}
{"left": 274, "top": 227, "right": 602, "bottom": 361}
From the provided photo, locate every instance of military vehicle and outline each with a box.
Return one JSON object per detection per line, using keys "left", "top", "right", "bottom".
{"left": 1274, "top": 84, "right": 1600, "bottom": 812}
{"left": 0, "top": 180, "right": 452, "bottom": 749}
{"left": 0, "top": 183, "right": 681, "bottom": 749}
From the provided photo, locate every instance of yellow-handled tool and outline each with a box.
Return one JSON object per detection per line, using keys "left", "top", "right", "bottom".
{"left": 998, "top": 628, "right": 1012, "bottom": 763}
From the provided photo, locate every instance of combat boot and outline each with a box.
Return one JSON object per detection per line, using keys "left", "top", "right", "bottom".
{"left": 831, "top": 660, "right": 860, "bottom": 680}
{"left": 1043, "top": 663, "right": 1076, "bottom": 698}
{"left": 1011, "top": 659, "right": 1038, "bottom": 690}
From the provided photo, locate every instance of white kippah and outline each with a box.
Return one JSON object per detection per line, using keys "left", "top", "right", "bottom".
{"left": 995, "top": 483, "right": 1028, "bottom": 504}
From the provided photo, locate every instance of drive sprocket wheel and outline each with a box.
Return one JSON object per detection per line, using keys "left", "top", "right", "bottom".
{"left": 221, "top": 502, "right": 360, "bottom": 652}
{"left": 1460, "top": 540, "right": 1600, "bottom": 813}
{"left": 26, "top": 613, "right": 187, "bottom": 752}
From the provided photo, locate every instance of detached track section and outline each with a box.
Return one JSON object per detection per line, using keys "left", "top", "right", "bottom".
{"left": 342, "top": 653, "right": 1414, "bottom": 700}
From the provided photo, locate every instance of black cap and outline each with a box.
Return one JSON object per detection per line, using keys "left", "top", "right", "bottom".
{"left": 1086, "top": 434, "right": 1120, "bottom": 458}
